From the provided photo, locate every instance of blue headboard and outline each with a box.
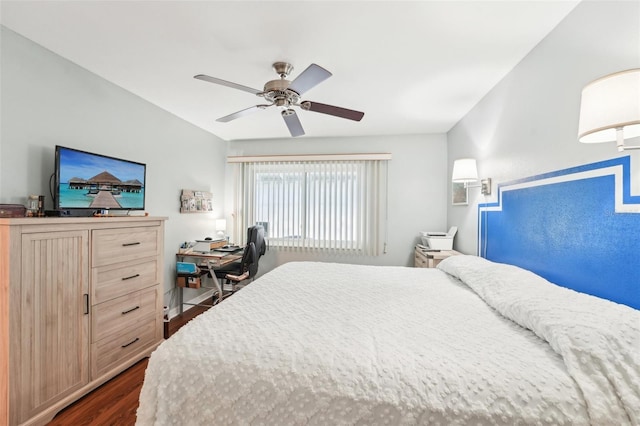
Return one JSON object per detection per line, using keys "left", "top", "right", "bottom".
{"left": 478, "top": 156, "right": 639, "bottom": 310}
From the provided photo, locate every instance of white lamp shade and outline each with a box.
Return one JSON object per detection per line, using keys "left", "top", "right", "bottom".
{"left": 452, "top": 158, "right": 479, "bottom": 183}
{"left": 215, "top": 219, "right": 227, "bottom": 231}
{"left": 578, "top": 68, "right": 640, "bottom": 143}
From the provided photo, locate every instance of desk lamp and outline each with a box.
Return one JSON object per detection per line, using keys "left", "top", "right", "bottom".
{"left": 216, "top": 219, "right": 227, "bottom": 239}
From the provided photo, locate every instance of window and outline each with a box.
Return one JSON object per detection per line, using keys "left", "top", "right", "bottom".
{"left": 231, "top": 154, "right": 389, "bottom": 255}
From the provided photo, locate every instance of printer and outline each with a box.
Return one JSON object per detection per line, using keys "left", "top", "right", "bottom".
{"left": 419, "top": 226, "right": 457, "bottom": 250}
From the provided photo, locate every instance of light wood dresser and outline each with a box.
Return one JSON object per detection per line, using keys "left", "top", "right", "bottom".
{"left": 0, "top": 216, "right": 166, "bottom": 426}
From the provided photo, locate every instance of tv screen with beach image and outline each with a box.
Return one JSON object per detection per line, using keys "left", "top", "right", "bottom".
{"left": 56, "top": 146, "right": 146, "bottom": 210}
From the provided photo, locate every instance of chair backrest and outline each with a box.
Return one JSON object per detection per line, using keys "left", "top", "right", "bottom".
{"left": 247, "top": 225, "right": 266, "bottom": 258}
{"left": 241, "top": 242, "right": 258, "bottom": 278}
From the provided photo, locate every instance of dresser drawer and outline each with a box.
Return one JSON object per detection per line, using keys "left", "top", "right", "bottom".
{"left": 92, "top": 258, "right": 159, "bottom": 304}
{"left": 91, "top": 317, "right": 159, "bottom": 378}
{"left": 92, "top": 226, "right": 160, "bottom": 266}
{"left": 92, "top": 286, "right": 159, "bottom": 343}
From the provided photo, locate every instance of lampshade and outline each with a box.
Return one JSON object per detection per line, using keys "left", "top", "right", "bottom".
{"left": 452, "top": 158, "right": 479, "bottom": 183}
{"left": 578, "top": 68, "right": 640, "bottom": 144}
{"left": 215, "top": 219, "right": 227, "bottom": 232}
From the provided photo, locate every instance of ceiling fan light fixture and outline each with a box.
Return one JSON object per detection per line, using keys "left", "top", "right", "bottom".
{"left": 263, "top": 79, "right": 291, "bottom": 93}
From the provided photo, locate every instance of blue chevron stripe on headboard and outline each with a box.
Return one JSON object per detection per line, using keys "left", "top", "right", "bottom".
{"left": 478, "top": 156, "right": 639, "bottom": 310}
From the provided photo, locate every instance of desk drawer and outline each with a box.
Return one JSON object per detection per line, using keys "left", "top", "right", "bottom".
{"left": 92, "top": 286, "right": 159, "bottom": 343}
{"left": 92, "top": 258, "right": 159, "bottom": 304}
{"left": 91, "top": 317, "right": 158, "bottom": 378}
{"left": 92, "top": 226, "right": 160, "bottom": 266}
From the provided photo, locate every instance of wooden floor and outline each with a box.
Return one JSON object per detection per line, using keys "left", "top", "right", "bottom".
{"left": 47, "top": 301, "right": 212, "bottom": 426}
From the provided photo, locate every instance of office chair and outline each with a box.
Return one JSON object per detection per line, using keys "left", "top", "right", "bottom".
{"left": 209, "top": 225, "right": 266, "bottom": 299}
{"left": 222, "top": 241, "right": 257, "bottom": 291}
{"left": 210, "top": 241, "right": 257, "bottom": 295}
{"left": 213, "top": 224, "right": 265, "bottom": 279}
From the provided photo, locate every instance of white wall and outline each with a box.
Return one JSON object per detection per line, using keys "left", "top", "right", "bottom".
{"left": 0, "top": 27, "right": 229, "bottom": 309}
{"left": 229, "top": 133, "right": 448, "bottom": 274}
{"left": 447, "top": 1, "right": 640, "bottom": 255}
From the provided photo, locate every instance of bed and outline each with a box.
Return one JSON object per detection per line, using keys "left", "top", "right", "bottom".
{"left": 136, "top": 256, "right": 639, "bottom": 425}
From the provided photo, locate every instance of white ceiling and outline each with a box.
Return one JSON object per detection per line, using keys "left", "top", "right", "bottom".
{"left": 0, "top": 0, "right": 580, "bottom": 141}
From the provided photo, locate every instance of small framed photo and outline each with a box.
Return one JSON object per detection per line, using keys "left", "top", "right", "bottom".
{"left": 452, "top": 182, "right": 468, "bottom": 205}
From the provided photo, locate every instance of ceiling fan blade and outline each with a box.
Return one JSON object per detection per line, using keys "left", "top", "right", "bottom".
{"left": 281, "top": 109, "right": 305, "bottom": 137}
{"left": 288, "top": 64, "right": 332, "bottom": 96}
{"left": 194, "top": 74, "right": 262, "bottom": 95}
{"left": 216, "top": 105, "right": 269, "bottom": 123}
{"left": 300, "top": 101, "right": 364, "bottom": 121}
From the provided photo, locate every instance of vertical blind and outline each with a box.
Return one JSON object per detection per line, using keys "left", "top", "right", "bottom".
{"left": 231, "top": 155, "right": 389, "bottom": 255}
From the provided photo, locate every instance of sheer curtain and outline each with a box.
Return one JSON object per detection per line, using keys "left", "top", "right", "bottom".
{"left": 231, "top": 154, "right": 389, "bottom": 255}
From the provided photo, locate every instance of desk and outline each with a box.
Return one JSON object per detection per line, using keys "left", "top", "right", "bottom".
{"left": 176, "top": 249, "right": 243, "bottom": 313}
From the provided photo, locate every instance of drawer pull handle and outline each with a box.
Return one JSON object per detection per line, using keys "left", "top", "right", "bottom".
{"left": 122, "top": 274, "right": 140, "bottom": 281}
{"left": 122, "top": 242, "right": 141, "bottom": 247}
{"left": 122, "top": 305, "right": 140, "bottom": 315}
{"left": 121, "top": 337, "right": 140, "bottom": 348}
{"left": 83, "top": 294, "right": 90, "bottom": 315}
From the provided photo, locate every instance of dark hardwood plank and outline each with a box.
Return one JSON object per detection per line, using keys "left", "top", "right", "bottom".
{"left": 48, "top": 359, "right": 148, "bottom": 426}
{"left": 47, "top": 300, "right": 213, "bottom": 425}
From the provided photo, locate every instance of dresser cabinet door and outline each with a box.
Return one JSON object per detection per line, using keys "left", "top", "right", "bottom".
{"left": 18, "top": 230, "right": 90, "bottom": 422}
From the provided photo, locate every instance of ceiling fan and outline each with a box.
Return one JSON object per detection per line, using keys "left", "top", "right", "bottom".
{"left": 194, "top": 62, "right": 364, "bottom": 137}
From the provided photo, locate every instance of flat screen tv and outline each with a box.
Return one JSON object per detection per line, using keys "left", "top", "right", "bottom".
{"left": 55, "top": 145, "right": 146, "bottom": 213}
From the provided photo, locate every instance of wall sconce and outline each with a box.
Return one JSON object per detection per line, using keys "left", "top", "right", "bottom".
{"left": 578, "top": 68, "right": 640, "bottom": 151}
{"left": 215, "top": 218, "right": 227, "bottom": 239}
{"left": 452, "top": 158, "right": 491, "bottom": 195}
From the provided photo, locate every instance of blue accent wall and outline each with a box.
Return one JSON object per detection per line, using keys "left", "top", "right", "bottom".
{"left": 479, "top": 157, "right": 639, "bottom": 310}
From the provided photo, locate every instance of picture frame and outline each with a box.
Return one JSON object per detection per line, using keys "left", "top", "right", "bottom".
{"left": 180, "top": 189, "right": 214, "bottom": 213}
{"left": 452, "top": 182, "right": 468, "bottom": 205}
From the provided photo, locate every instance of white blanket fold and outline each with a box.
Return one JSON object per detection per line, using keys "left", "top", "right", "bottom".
{"left": 439, "top": 255, "right": 640, "bottom": 425}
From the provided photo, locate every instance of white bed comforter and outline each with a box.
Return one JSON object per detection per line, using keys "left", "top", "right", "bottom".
{"left": 137, "top": 257, "right": 639, "bottom": 425}
{"left": 438, "top": 255, "right": 640, "bottom": 425}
